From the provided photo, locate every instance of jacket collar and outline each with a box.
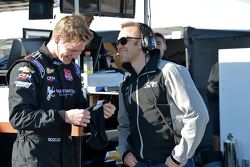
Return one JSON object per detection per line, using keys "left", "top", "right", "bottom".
{"left": 39, "top": 43, "right": 63, "bottom": 66}
{"left": 122, "top": 49, "right": 161, "bottom": 77}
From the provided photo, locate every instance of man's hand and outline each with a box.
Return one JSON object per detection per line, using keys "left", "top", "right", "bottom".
{"left": 166, "top": 156, "right": 182, "bottom": 167}
{"left": 103, "top": 102, "right": 116, "bottom": 119}
{"left": 65, "top": 109, "right": 91, "bottom": 127}
{"left": 123, "top": 152, "right": 138, "bottom": 167}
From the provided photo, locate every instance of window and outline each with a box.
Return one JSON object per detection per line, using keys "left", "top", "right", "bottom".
{"left": 23, "top": 28, "right": 52, "bottom": 39}
{"left": 60, "top": 0, "right": 135, "bottom": 18}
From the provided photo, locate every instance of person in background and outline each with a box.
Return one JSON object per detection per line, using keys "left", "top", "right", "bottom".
{"left": 207, "top": 62, "right": 219, "bottom": 151}
{"left": 204, "top": 62, "right": 223, "bottom": 166}
{"left": 155, "top": 32, "right": 181, "bottom": 65}
{"left": 117, "top": 21, "right": 209, "bottom": 167}
{"left": 81, "top": 14, "right": 111, "bottom": 71}
{"left": 155, "top": 32, "right": 167, "bottom": 58}
{"left": 8, "top": 14, "right": 116, "bottom": 167}
{"left": 82, "top": 14, "right": 105, "bottom": 54}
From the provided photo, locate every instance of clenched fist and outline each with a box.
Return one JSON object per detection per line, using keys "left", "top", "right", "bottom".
{"left": 65, "top": 109, "right": 91, "bottom": 127}
{"left": 103, "top": 102, "right": 116, "bottom": 119}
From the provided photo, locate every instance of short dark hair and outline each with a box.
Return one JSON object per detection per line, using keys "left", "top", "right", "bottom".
{"left": 154, "top": 32, "right": 165, "bottom": 42}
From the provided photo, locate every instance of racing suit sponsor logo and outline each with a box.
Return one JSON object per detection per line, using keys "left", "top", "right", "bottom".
{"left": 18, "top": 73, "right": 32, "bottom": 81}
{"left": 47, "top": 86, "right": 55, "bottom": 101}
{"left": 144, "top": 81, "right": 158, "bottom": 88}
{"left": 14, "top": 81, "right": 32, "bottom": 88}
{"left": 18, "top": 66, "right": 35, "bottom": 73}
{"left": 64, "top": 69, "right": 73, "bottom": 81}
{"left": 48, "top": 137, "right": 61, "bottom": 142}
{"left": 47, "top": 76, "right": 56, "bottom": 82}
{"left": 56, "top": 89, "right": 76, "bottom": 96}
{"left": 53, "top": 60, "right": 62, "bottom": 66}
{"left": 46, "top": 67, "right": 54, "bottom": 74}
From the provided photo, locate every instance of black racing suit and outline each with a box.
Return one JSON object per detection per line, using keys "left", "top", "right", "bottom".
{"left": 8, "top": 44, "right": 88, "bottom": 167}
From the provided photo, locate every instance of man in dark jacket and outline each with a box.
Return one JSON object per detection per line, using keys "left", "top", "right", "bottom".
{"left": 8, "top": 14, "right": 116, "bottom": 167}
{"left": 80, "top": 14, "right": 110, "bottom": 71}
{"left": 117, "top": 22, "right": 209, "bottom": 167}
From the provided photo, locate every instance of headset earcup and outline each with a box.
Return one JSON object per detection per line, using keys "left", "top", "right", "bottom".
{"left": 142, "top": 36, "right": 147, "bottom": 49}
{"left": 142, "top": 35, "right": 156, "bottom": 51}
{"left": 139, "top": 23, "right": 156, "bottom": 51}
{"left": 147, "top": 35, "right": 156, "bottom": 50}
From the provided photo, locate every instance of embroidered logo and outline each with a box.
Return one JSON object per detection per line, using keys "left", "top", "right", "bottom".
{"left": 144, "top": 81, "right": 158, "bottom": 88}
{"left": 18, "top": 73, "right": 32, "bottom": 81}
{"left": 46, "top": 68, "right": 54, "bottom": 74}
{"left": 18, "top": 66, "right": 34, "bottom": 73}
{"left": 64, "top": 69, "right": 73, "bottom": 81}
{"left": 47, "top": 86, "right": 55, "bottom": 101}
{"left": 15, "top": 81, "right": 32, "bottom": 88}
{"left": 53, "top": 60, "right": 62, "bottom": 66}
{"left": 56, "top": 88, "right": 76, "bottom": 96}
{"left": 48, "top": 137, "right": 61, "bottom": 142}
{"left": 47, "top": 76, "right": 56, "bottom": 82}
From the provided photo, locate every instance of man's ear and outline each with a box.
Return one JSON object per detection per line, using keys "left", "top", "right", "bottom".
{"left": 134, "top": 40, "right": 141, "bottom": 47}
{"left": 55, "top": 34, "right": 60, "bottom": 44}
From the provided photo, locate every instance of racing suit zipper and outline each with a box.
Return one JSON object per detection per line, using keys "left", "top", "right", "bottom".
{"left": 57, "top": 64, "right": 65, "bottom": 167}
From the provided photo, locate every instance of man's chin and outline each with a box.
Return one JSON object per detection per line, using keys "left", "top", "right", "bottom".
{"left": 62, "top": 60, "right": 71, "bottom": 65}
{"left": 120, "top": 59, "right": 130, "bottom": 64}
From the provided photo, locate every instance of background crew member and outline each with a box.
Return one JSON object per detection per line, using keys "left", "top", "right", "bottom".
{"left": 80, "top": 14, "right": 111, "bottom": 71}
{"left": 155, "top": 32, "right": 167, "bottom": 58}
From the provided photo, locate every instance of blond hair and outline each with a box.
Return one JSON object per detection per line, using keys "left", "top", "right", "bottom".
{"left": 121, "top": 21, "right": 141, "bottom": 36}
{"left": 52, "top": 14, "right": 93, "bottom": 44}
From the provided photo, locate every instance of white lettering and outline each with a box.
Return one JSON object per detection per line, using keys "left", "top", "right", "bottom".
{"left": 14, "top": 81, "right": 32, "bottom": 88}
{"left": 47, "top": 137, "right": 61, "bottom": 142}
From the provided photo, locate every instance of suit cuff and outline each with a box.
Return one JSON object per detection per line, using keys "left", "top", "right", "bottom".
{"left": 170, "top": 154, "right": 181, "bottom": 165}
{"left": 122, "top": 150, "right": 130, "bottom": 163}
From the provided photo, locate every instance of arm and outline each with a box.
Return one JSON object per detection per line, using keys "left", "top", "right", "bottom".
{"left": 8, "top": 62, "right": 65, "bottom": 130}
{"left": 164, "top": 64, "right": 209, "bottom": 166}
{"left": 117, "top": 83, "right": 131, "bottom": 159}
{"left": 9, "top": 62, "right": 91, "bottom": 130}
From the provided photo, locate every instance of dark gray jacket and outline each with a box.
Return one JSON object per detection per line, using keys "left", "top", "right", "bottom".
{"left": 118, "top": 52, "right": 209, "bottom": 165}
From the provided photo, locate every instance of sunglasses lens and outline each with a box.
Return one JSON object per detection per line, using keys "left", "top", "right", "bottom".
{"left": 117, "top": 37, "right": 128, "bottom": 45}
{"left": 120, "top": 37, "right": 127, "bottom": 45}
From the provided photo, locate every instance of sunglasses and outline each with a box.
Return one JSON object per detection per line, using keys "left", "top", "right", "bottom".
{"left": 116, "top": 37, "right": 141, "bottom": 45}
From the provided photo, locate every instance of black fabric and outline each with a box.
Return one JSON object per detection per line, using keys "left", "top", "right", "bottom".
{"left": 121, "top": 52, "right": 176, "bottom": 163}
{"left": 170, "top": 154, "right": 180, "bottom": 165}
{"left": 86, "top": 101, "right": 109, "bottom": 150}
{"left": 8, "top": 44, "right": 88, "bottom": 167}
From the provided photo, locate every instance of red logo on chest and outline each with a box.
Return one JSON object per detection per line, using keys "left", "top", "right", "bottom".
{"left": 64, "top": 69, "right": 73, "bottom": 81}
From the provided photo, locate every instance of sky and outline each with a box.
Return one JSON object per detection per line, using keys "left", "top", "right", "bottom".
{"left": 1, "top": 0, "right": 250, "bottom": 39}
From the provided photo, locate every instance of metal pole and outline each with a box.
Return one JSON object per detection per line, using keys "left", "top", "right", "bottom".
{"left": 144, "top": 0, "right": 148, "bottom": 25}
{"left": 74, "top": 0, "right": 79, "bottom": 14}
{"left": 74, "top": 0, "right": 81, "bottom": 67}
